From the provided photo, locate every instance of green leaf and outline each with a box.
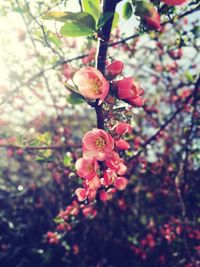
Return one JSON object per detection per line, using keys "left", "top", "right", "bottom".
{"left": 122, "top": 2, "right": 133, "bottom": 20}
{"left": 185, "top": 71, "right": 194, "bottom": 82}
{"left": 60, "top": 21, "right": 94, "bottom": 37}
{"left": 43, "top": 11, "right": 95, "bottom": 27}
{"left": 35, "top": 157, "right": 52, "bottom": 163}
{"left": 63, "top": 153, "right": 72, "bottom": 166}
{"left": 97, "top": 12, "right": 114, "bottom": 29}
{"left": 112, "top": 12, "right": 120, "bottom": 30}
{"left": 81, "top": 0, "right": 100, "bottom": 23}
{"left": 54, "top": 12, "right": 96, "bottom": 37}
{"left": 54, "top": 217, "right": 64, "bottom": 224}
{"left": 66, "top": 93, "right": 85, "bottom": 105}
{"left": 43, "top": 11, "right": 75, "bottom": 22}
{"left": 36, "top": 131, "right": 52, "bottom": 144}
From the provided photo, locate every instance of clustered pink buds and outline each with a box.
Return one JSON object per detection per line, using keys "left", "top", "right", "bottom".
{"left": 73, "top": 66, "right": 109, "bottom": 105}
{"left": 53, "top": 60, "right": 144, "bottom": 237}
{"left": 72, "top": 61, "right": 144, "bottom": 108}
{"left": 75, "top": 125, "right": 132, "bottom": 204}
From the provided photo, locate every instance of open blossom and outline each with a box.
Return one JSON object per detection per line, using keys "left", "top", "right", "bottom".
{"left": 75, "top": 157, "right": 99, "bottom": 180}
{"left": 161, "top": 0, "right": 187, "bottom": 5}
{"left": 73, "top": 67, "right": 109, "bottom": 105}
{"left": 82, "top": 129, "right": 114, "bottom": 161}
{"left": 112, "top": 122, "right": 132, "bottom": 135}
{"left": 117, "top": 78, "right": 144, "bottom": 107}
{"left": 106, "top": 61, "right": 124, "bottom": 76}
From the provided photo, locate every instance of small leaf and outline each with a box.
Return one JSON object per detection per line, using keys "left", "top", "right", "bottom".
{"left": 43, "top": 11, "right": 95, "bottom": 26}
{"left": 122, "top": 2, "right": 133, "bottom": 20}
{"left": 67, "top": 93, "right": 85, "bottom": 105}
{"left": 185, "top": 71, "right": 194, "bottom": 82}
{"left": 43, "top": 132, "right": 52, "bottom": 145}
{"left": 81, "top": 0, "right": 100, "bottom": 23}
{"left": 60, "top": 22, "right": 94, "bottom": 37}
{"left": 63, "top": 154, "right": 72, "bottom": 166}
{"left": 54, "top": 217, "right": 64, "bottom": 224}
{"left": 36, "top": 157, "right": 52, "bottom": 163}
{"left": 43, "top": 11, "right": 96, "bottom": 37}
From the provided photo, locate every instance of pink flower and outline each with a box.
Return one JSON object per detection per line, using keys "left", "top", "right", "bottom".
{"left": 101, "top": 169, "right": 117, "bottom": 187}
{"left": 87, "top": 189, "right": 97, "bottom": 201}
{"left": 161, "top": 0, "right": 187, "bottom": 5}
{"left": 47, "top": 232, "right": 59, "bottom": 244}
{"left": 85, "top": 175, "right": 101, "bottom": 190}
{"left": 112, "top": 122, "right": 132, "bottom": 135}
{"left": 105, "top": 152, "right": 127, "bottom": 175}
{"left": 82, "top": 206, "right": 97, "bottom": 217}
{"left": 75, "top": 157, "right": 99, "bottom": 180}
{"left": 144, "top": 8, "right": 161, "bottom": 30}
{"left": 117, "top": 78, "right": 144, "bottom": 107}
{"left": 114, "top": 177, "right": 128, "bottom": 190}
{"left": 117, "top": 163, "right": 127, "bottom": 176}
{"left": 73, "top": 67, "right": 109, "bottom": 105}
{"left": 82, "top": 129, "right": 114, "bottom": 161}
{"left": 99, "top": 191, "right": 108, "bottom": 202}
{"left": 115, "top": 139, "right": 130, "bottom": 150}
{"left": 106, "top": 152, "right": 122, "bottom": 171}
{"left": 100, "top": 188, "right": 117, "bottom": 201}
{"left": 106, "top": 61, "right": 124, "bottom": 76}
{"left": 75, "top": 188, "right": 87, "bottom": 202}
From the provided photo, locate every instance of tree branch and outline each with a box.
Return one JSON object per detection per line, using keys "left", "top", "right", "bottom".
{"left": 94, "top": 0, "right": 121, "bottom": 130}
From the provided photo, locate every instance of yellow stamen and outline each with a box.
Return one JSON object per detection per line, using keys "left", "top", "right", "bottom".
{"left": 95, "top": 136, "right": 105, "bottom": 149}
{"left": 88, "top": 78, "right": 102, "bottom": 94}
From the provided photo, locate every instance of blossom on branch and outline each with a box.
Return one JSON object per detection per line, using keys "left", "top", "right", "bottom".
{"left": 75, "top": 157, "right": 99, "bottom": 180}
{"left": 117, "top": 77, "right": 144, "bottom": 107}
{"left": 112, "top": 122, "right": 132, "bottom": 135}
{"left": 82, "top": 129, "right": 114, "bottom": 161}
{"left": 73, "top": 67, "right": 109, "bottom": 105}
{"left": 106, "top": 60, "right": 124, "bottom": 77}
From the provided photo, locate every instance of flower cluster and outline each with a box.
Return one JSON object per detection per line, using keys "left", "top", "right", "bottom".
{"left": 75, "top": 122, "right": 132, "bottom": 203}
{"left": 49, "top": 62, "right": 144, "bottom": 242}
{"left": 72, "top": 61, "right": 144, "bottom": 107}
